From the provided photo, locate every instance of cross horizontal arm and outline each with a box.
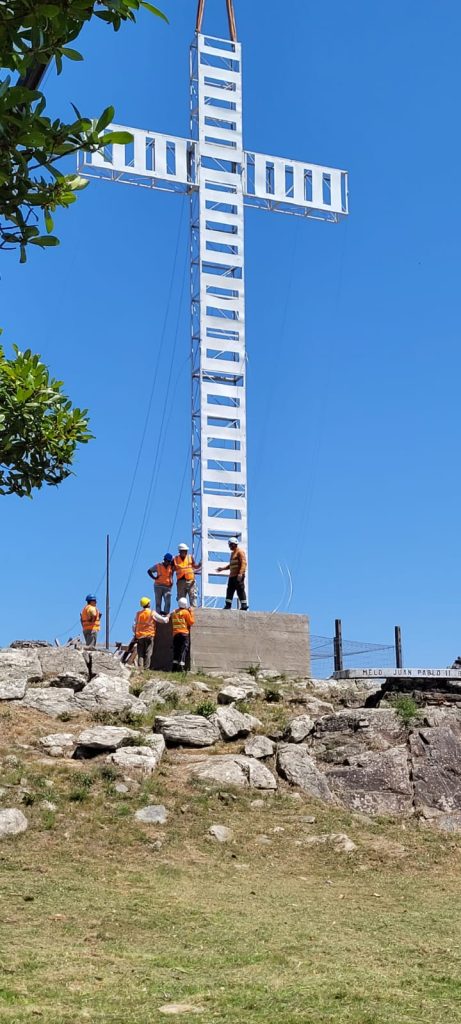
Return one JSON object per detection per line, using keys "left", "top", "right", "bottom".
{"left": 78, "top": 126, "right": 349, "bottom": 219}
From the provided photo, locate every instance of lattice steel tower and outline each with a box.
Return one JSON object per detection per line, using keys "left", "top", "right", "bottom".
{"left": 80, "top": 0, "right": 349, "bottom": 606}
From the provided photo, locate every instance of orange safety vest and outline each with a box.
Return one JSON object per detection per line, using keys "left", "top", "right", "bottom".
{"left": 171, "top": 608, "right": 195, "bottom": 635}
{"left": 134, "top": 609, "right": 157, "bottom": 639}
{"left": 230, "top": 546, "right": 247, "bottom": 577}
{"left": 155, "top": 562, "right": 173, "bottom": 587}
{"left": 174, "top": 554, "right": 195, "bottom": 581}
{"left": 81, "top": 604, "right": 101, "bottom": 632}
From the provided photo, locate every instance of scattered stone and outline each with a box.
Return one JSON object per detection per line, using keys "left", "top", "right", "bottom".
{"left": 107, "top": 737, "right": 165, "bottom": 774}
{"left": 288, "top": 693, "right": 334, "bottom": 716}
{"left": 0, "top": 808, "right": 28, "bottom": 838}
{"left": 210, "top": 705, "right": 262, "bottom": 741}
{"left": 76, "top": 726, "right": 140, "bottom": 752}
{"left": 38, "top": 647, "right": 88, "bottom": 683}
{"left": 327, "top": 746, "right": 413, "bottom": 817}
{"left": 0, "top": 648, "right": 43, "bottom": 699}
{"left": 115, "top": 783, "right": 129, "bottom": 794}
{"left": 140, "top": 679, "right": 180, "bottom": 706}
{"left": 135, "top": 804, "right": 168, "bottom": 824}
{"left": 244, "top": 735, "right": 275, "bottom": 759}
{"left": 271, "top": 825, "right": 285, "bottom": 834}
{"left": 158, "top": 1005, "right": 203, "bottom": 1016}
{"left": 154, "top": 714, "right": 220, "bottom": 748}
{"left": 193, "top": 680, "right": 211, "bottom": 692}
{"left": 209, "top": 824, "right": 233, "bottom": 842}
{"left": 189, "top": 754, "right": 277, "bottom": 791}
{"left": 75, "top": 675, "right": 147, "bottom": 715}
{"left": 87, "top": 650, "right": 131, "bottom": 679}
{"left": 284, "top": 714, "right": 315, "bottom": 743}
{"left": 302, "top": 815, "right": 316, "bottom": 824}
{"left": 38, "top": 733, "right": 76, "bottom": 758}
{"left": 218, "top": 791, "right": 237, "bottom": 804}
{"left": 256, "top": 834, "right": 272, "bottom": 845}
{"left": 276, "top": 744, "right": 334, "bottom": 802}
{"left": 22, "top": 688, "right": 78, "bottom": 718}
{"left": 304, "top": 832, "right": 357, "bottom": 853}
{"left": 10, "top": 640, "right": 50, "bottom": 649}
{"left": 250, "top": 799, "right": 265, "bottom": 809}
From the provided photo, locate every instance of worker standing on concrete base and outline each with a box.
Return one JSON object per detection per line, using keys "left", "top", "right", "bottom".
{"left": 217, "top": 538, "right": 248, "bottom": 610}
{"left": 171, "top": 598, "right": 195, "bottom": 672}
{"left": 147, "top": 553, "right": 174, "bottom": 614}
{"left": 173, "top": 543, "right": 201, "bottom": 608}
{"left": 133, "top": 597, "right": 169, "bottom": 670}
{"left": 80, "top": 595, "right": 101, "bottom": 648}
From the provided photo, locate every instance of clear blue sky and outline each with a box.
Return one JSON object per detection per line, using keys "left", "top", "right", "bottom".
{"left": 1, "top": 0, "right": 460, "bottom": 666}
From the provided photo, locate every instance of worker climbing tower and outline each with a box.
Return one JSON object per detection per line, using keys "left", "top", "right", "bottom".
{"left": 80, "top": 0, "right": 349, "bottom": 607}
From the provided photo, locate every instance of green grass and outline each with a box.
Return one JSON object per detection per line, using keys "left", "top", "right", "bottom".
{"left": 0, "top": 752, "right": 461, "bottom": 1023}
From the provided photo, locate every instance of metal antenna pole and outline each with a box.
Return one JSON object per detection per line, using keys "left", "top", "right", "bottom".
{"left": 105, "top": 534, "right": 110, "bottom": 650}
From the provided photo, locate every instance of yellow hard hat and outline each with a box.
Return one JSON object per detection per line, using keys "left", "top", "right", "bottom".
{"left": 140, "top": 597, "right": 151, "bottom": 607}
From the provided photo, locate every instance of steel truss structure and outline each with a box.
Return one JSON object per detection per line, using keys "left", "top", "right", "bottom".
{"left": 79, "top": 3, "right": 349, "bottom": 606}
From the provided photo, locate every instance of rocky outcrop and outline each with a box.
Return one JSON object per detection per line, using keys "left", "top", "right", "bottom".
{"left": 210, "top": 705, "right": 261, "bottom": 741}
{"left": 75, "top": 726, "right": 140, "bottom": 752}
{"left": 0, "top": 649, "right": 42, "bottom": 699}
{"left": 75, "top": 676, "right": 146, "bottom": 715}
{"left": 108, "top": 736, "right": 165, "bottom": 774}
{"left": 327, "top": 747, "right": 413, "bottom": 817}
{"left": 38, "top": 733, "right": 77, "bottom": 757}
{"left": 410, "top": 724, "right": 461, "bottom": 817}
{"left": 244, "top": 735, "right": 275, "bottom": 759}
{"left": 276, "top": 744, "right": 334, "bottom": 802}
{"left": 310, "top": 708, "right": 406, "bottom": 765}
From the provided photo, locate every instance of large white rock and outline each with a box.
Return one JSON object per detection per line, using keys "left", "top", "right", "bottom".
{"left": 107, "top": 737, "right": 165, "bottom": 773}
{"left": 189, "top": 754, "right": 277, "bottom": 790}
{"left": 76, "top": 726, "right": 140, "bottom": 751}
{"left": 217, "top": 683, "right": 262, "bottom": 705}
{"left": 284, "top": 715, "right": 315, "bottom": 743}
{"left": 244, "top": 735, "right": 275, "bottom": 759}
{"left": 0, "top": 649, "right": 43, "bottom": 700}
{"left": 38, "top": 733, "right": 76, "bottom": 757}
{"left": 276, "top": 744, "right": 334, "bottom": 802}
{"left": 75, "top": 675, "right": 147, "bottom": 715}
{"left": 135, "top": 804, "right": 168, "bottom": 824}
{"left": 38, "top": 647, "right": 88, "bottom": 682}
{"left": 0, "top": 808, "right": 28, "bottom": 838}
{"left": 140, "top": 679, "right": 180, "bottom": 706}
{"left": 210, "top": 705, "right": 262, "bottom": 741}
{"left": 154, "top": 714, "right": 220, "bottom": 747}
{"left": 86, "top": 650, "right": 131, "bottom": 679}
{"left": 22, "top": 688, "right": 78, "bottom": 717}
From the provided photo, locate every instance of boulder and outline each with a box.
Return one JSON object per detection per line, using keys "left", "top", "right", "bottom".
{"left": 22, "top": 688, "right": 78, "bottom": 718}
{"left": 311, "top": 708, "right": 406, "bottom": 765}
{"left": 38, "top": 647, "right": 88, "bottom": 683}
{"left": 244, "top": 735, "right": 275, "bottom": 759}
{"left": 410, "top": 725, "right": 461, "bottom": 815}
{"left": 135, "top": 804, "right": 168, "bottom": 824}
{"left": 86, "top": 650, "right": 131, "bottom": 679}
{"left": 303, "top": 832, "right": 357, "bottom": 853}
{"left": 287, "top": 693, "right": 334, "bottom": 716}
{"left": 209, "top": 824, "right": 233, "bottom": 842}
{"left": 76, "top": 726, "right": 140, "bottom": 752}
{"left": 210, "top": 705, "right": 262, "bottom": 741}
{"left": 0, "top": 808, "right": 28, "bottom": 838}
{"left": 140, "top": 679, "right": 180, "bottom": 706}
{"left": 38, "top": 733, "right": 76, "bottom": 758}
{"left": 327, "top": 746, "right": 413, "bottom": 817}
{"left": 217, "top": 683, "right": 262, "bottom": 704}
{"left": 108, "top": 737, "right": 165, "bottom": 774}
{"left": 284, "top": 715, "right": 315, "bottom": 743}
{"left": 276, "top": 744, "right": 334, "bottom": 802}
{"left": 154, "top": 714, "right": 220, "bottom": 747}
{"left": 74, "top": 675, "right": 147, "bottom": 715}
{"left": 189, "top": 754, "right": 277, "bottom": 791}
{"left": 0, "top": 648, "right": 43, "bottom": 700}
{"left": 10, "top": 640, "right": 51, "bottom": 649}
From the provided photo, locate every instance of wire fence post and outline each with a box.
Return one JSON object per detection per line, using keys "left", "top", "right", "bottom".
{"left": 333, "top": 618, "right": 343, "bottom": 673}
{"left": 394, "top": 625, "right": 403, "bottom": 668}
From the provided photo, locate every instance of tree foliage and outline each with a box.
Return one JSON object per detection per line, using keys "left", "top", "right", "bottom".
{"left": 0, "top": 0, "right": 167, "bottom": 259}
{"left": 0, "top": 344, "right": 93, "bottom": 496}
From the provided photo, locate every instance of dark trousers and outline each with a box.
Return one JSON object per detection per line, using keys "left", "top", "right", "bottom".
{"left": 172, "top": 633, "right": 190, "bottom": 671}
{"left": 136, "top": 636, "right": 154, "bottom": 670}
{"left": 225, "top": 575, "right": 248, "bottom": 610}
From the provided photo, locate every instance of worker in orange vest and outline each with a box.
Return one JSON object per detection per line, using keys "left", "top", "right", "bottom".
{"left": 133, "top": 597, "right": 169, "bottom": 670}
{"left": 217, "top": 537, "right": 248, "bottom": 610}
{"left": 171, "top": 597, "right": 195, "bottom": 672}
{"left": 80, "top": 594, "right": 101, "bottom": 648}
{"left": 173, "top": 543, "right": 201, "bottom": 608}
{"left": 147, "top": 552, "right": 174, "bottom": 614}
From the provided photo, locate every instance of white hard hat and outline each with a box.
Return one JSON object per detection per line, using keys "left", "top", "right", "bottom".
{"left": 178, "top": 598, "right": 188, "bottom": 609}
{"left": 228, "top": 537, "right": 239, "bottom": 546}
{"left": 178, "top": 542, "right": 189, "bottom": 551}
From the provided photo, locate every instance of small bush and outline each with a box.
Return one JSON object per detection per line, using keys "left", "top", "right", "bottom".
{"left": 164, "top": 691, "right": 180, "bottom": 709}
{"left": 41, "top": 810, "right": 56, "bottom": 830}
{"left": 99, "top": 764, "right": 118, "bottom": 783}
{"left": 69, "top": 787, "right": 88, "bottom": 803}
{"left": 265, "top": 687, "right": 282, "bottom": 703}
{"left": 390, "top": 695, "right": 418, "bottom": 725}
{"left": 80, "top": 773, "right": 95, "bottom": 790}
{"left": 195, "top": 700, "right": 216, "bottom": 719}
{"left": 130, "top": 681, "right": 144, "bottom": 697}
{"left": 247, "top": 664, "right": 260, "bottom": 678}
{"left": 57, "top": 712, "right": 72, "bottom": 723}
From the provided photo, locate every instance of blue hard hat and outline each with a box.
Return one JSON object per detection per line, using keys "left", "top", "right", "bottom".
{"left": 164, "top": 553, "right": 173, "bottom": 562}
{"left": 86, "top": 594, "right": 97, "bottom": 602}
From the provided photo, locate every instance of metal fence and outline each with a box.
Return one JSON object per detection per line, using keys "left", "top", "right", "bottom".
{"left": 311, "top": 633, "right": 395, "bottom": 679}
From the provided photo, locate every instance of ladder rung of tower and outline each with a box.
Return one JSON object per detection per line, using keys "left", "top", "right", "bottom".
{"left": 79, "top": 0, "right": 349, "bottom": 607}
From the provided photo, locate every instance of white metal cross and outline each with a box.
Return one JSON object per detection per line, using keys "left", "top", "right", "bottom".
{"left": 79, "top": 0, "right": 349, "bottom": 607}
